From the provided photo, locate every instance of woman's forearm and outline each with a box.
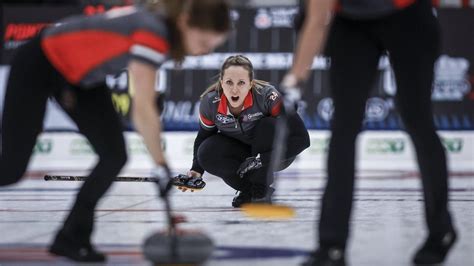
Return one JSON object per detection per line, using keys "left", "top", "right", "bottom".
{"left": 289, "top": 0, "right": 335, "bottom": 82}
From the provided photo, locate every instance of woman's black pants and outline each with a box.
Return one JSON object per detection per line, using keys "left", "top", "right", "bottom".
{"left": 0, "top": 35, "right": 127, "bottom": 245}
{"left": 319, "top": 0, "right": 454, "bottom": 249}
{"left": 197, "top": 114, "right": 310, "bottom": 191}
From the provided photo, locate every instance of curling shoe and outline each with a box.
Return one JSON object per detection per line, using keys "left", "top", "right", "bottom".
{"left": 301, "top": 247, "right": 346, "bottom": 266}
{"left": 413, "top": 229, "right": 457, "bottom": 265}
{"left": 49, "top": 230, "right": 106, "bottom": 262}
{"left": 250, "top": 186, "right": 274, "bottom": 204}
{"left": 232, "top": 186, "right": 275, "bottom": 208}
{"left": 232, "top": 189, "right": 252, "bottom": 208}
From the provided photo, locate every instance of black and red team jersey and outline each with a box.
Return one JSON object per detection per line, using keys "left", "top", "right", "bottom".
{"left": 41, "top": 6, "right": 169, "bottom": 88}
{"left": 336, "top": 0, "right": 417, "bottom": 18}
{"left": 199, "top": 85, "right": 282, "bottom": 145}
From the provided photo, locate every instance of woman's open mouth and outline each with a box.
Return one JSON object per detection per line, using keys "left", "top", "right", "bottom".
{"left": 231, "top": 96, "right": 240, "bottom": 102}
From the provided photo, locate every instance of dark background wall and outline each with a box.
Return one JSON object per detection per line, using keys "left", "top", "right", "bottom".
{"left": 1, "top": 3, "right": 473, "bottom": 131}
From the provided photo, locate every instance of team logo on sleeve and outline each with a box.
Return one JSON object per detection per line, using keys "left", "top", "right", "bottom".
{"left": 212, "top": 96, "right": 221, "bottom": 103}
{"left": 268, "top": 91, "right": 279, "bottom": 101}
{"left": 216, "top": 114, "right": 235, "bottom": 124}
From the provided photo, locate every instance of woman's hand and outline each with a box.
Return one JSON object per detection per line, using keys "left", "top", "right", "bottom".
{"left": 187, "top": 170, "right": 202, "bottom": 178}
{"left": 173, "top": 171, "right": 206, "bottom": 192}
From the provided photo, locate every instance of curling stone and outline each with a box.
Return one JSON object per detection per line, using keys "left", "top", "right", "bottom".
{"left": 143, "top": 230, "right": 214, "bottom": 265}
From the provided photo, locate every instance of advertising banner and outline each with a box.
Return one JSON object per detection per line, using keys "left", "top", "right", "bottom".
{"left": 0, "top": 5, "right": 473, "bottom": 131}
{"left": 28, "top": 131, "right": 474, "bottom": 172}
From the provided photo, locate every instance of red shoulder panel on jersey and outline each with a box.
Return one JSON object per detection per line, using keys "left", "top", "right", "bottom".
{"left": 42, "top": 30, "right": 130, "bottom": 84}
{"left": 131, "top": 30, "right": 169, "bottom": 53}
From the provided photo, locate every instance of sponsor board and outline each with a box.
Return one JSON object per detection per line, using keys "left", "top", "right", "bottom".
{"left": 307, "top": 137, "right": 330, "bottom": 155}
{"left": 441, "top": 137, "right": 463, "bottom": 153}
{"left": 365, "top": 138, "right": 405, "bottom": 154}
{"left": 33, "top": 138, "right": 53, "bottom": 155}
{"left": 254, "top": 7, "right": 299, "bottom": 29}
{"left": 0, "top": 7, "right": 473, "bottom": 131}
{"left": 27, "top": 131, "right": 474, "bottom": 173}
{"left": 3, "top": 22, "right": 49, "bottom": 50}
{"left": 69, "top": 138, "right": 94, "bottom": 155}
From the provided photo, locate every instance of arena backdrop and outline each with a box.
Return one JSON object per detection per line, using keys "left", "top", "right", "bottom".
{"left": 1, "top": 4, "right": 473, "bottom": 131}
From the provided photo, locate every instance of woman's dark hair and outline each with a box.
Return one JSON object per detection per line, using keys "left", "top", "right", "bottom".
{"left": 138, "top": 0, "right": 231, "bottom": 62}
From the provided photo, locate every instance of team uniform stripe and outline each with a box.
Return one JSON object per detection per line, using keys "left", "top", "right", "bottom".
{"left": 130, "top": 45, "right": 166, "bottom": 65}
{"left": 217, "top": 93, "right": 228, "bottom": 114}
{"left": 336, "top": 0, "right": 416, "bottom": 12}
{"left": 242, "top": 92, "right": 254, "bottom": 110}
{"left": 131, "top": 30, "right": 169, "bottom": 54}
{"left": 392, "top": 0, "right": 416, "bottom": 8}
{"left": 271, "top": 100, "right": 282, "bottom": 117}
{"left": 199, "top": 114, "right": 215, "bottom": 129}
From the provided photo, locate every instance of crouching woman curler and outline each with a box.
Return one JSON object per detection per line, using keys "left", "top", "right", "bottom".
{"left": 182, "top": 55, "right": 310, "bottom": 207}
